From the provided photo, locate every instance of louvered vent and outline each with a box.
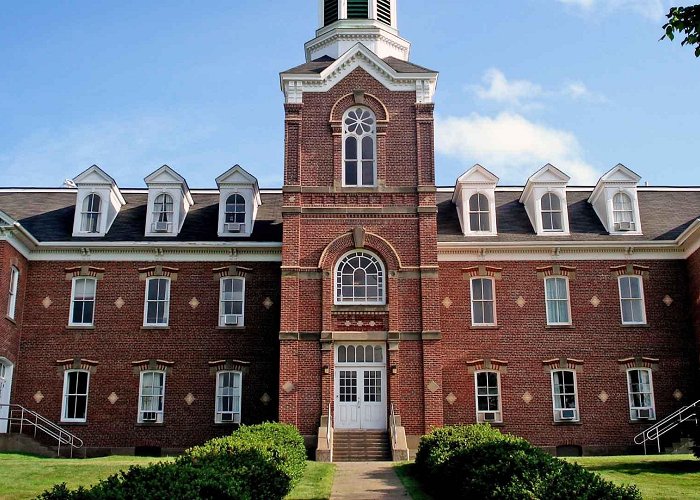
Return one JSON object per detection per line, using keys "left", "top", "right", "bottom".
{"left": 377, "top": 0, "right": 392, "bottom": 25}
{"left": 324, "top": 0, "right": 339, "bottom": 26}
{"left": 347, "top": 0, "right": 369, "bottom": 19}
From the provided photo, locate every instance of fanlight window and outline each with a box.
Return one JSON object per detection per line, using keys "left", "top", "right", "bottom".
{"left": 613, "top": 193, "right": 635, "bottom": 231}
{"left": 343, "top": 107, "right": 376, "bottom": 187}
{"left": 541, "top": 193, "right": 563, "bottom": 231}
{"left": 469, "top": 193, "right": 490, "bottom": 232}
{"left": 337, "top": 345, "right": 384, "bottom": 364}
{"left": 80, "top": 194, "right": 102, "bottom": 233}
{"left": 335, "top": 251, "right": 385, "bottom": 304}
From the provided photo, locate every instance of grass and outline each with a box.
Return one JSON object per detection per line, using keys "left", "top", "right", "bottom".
{"left": 286, "top": 461, "right": 336, "bottom": 500}
{"left": 0, "top": 453, "right": 170, "bottom": 499}
{"left": 393, "top": 462, "right": 433, "bottom": 500}
{"left": 569, "top": 454, "right": 700, "bottom": 500}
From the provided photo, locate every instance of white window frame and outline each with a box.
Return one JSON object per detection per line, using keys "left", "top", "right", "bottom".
{"left": 219, "top": 277, "right": 245, "bottom": 327}
{"left": 137, "top": 370, "right": 166, "bottom": 424}
{"left": 612, "top": 192, "right": 635, "bottom": 231}
{"left": 551, "top": 369, "right": 579, "bottom": 422}
{"left": 61, "top": 369, "right": 90, "bottom": 423}
{"left": 468, "top": 193, "right": 491, "bottom": 232}
{"left": 215, "top": 370, "right": 242, "bottom": 424}
{"left": 80, "top": 193, "right": 102, "bottom": 234}
{"left": 618, "top": 276, "right": 647, "bottom": 325}
{"left": 69, "top": 277, "right": 97, "bottom": 326}
{"left": 334, "top": 250, "right": 386, "bottom": 306}
{"left": 151, "top": 193, "right": 174, "bottom": 233}
{"left": 470, "top": 277, "right": 496, "bottom": 326}
{"left": 626, "top": 368, "right": 656, "bottom": 421}
{"left": 544, "top": 276, "right": 572, "bottom": 326}
{"left": 143, "top": 277, "right": 171, "bottom": 327}
{"left": 541, "top": 192, "right": 564, "bottom": 232}
{"left": 7, "top": 266, "right": 19, "bottom": 320}
{"left": 474, "top": 370, "right": 502, "bottom": 423}
{"left": 342, "top": 106, "right": 377, "bottom": 188}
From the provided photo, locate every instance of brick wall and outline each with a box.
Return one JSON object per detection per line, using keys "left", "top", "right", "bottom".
{"left": 0, "top": 242, "right": 27, "bottom": 364}
{"left": 689, "top": 248, "right": 700, "bottom": 367}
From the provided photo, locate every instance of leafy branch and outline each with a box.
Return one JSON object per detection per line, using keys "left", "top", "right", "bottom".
{"left": 661, "top": 5, "right": 700, "bottom": 57}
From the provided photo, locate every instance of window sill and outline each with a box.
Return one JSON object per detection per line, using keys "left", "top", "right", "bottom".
{"left": 629, "top": 419, "right": 656, "bottom": 424}
{"left": 4, "top": 315, "right": 16, "bottom": 325}
{"left": 136, "top": 422, "right": 165, "bottom": 427}
{"left": 213, "top": 422, "right": 241, "bottom": 427}
{"left": 545, "top": 324, "right": 575, "bottom": 329}
{"left": 470, "top": 325, "right": 500, "bottom": 330}
{"left": 621, "top": 323, "right": 650, "bottom": 328}
{"left": 216, "top": 326, "right": 246, "bottom": 330}
{"left": 66, "top": 325, "right": 95, "bottom": 330}
{"left": 553, "top": 421, "right": 582, "bottom": 426}
{"left": 141, "top": 326, "right": 170, "bottom": 331}
{"left": 331, "top": 305, "right": 389, "bottom": 313}
{"left": 60, "top": 421, "right": 88, "bottom": 426}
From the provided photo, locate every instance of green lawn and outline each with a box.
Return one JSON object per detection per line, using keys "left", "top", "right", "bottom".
{"left": 0, "top": 453, "right": 335, "bottom": 500}
{"left": 570, "top": 454, "right": 700, "bottom": 500}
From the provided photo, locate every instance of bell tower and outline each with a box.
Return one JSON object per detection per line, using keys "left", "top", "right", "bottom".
{"left": 306, "top": 0, "right": 410, "bottom": 61}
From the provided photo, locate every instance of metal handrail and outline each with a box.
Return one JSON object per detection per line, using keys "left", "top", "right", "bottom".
{"left": 326, "top": 403, "right": 332, "bottom": 448}
{"left": 0, "top": 403, "right": 83, "bottom": 457}
{"left": 633, "top": 399, "right": 699, "bottom": 454}
{"left": 390, "top": 403, "right": 398, "bottom": 448}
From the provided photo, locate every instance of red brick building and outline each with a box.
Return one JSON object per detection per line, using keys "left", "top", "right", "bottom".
{"left": 1, "top": 0, "right": 699, "bottom": 457}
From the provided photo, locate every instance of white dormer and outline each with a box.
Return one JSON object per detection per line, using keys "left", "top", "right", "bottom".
{"left": 519, "top": 164, "right": 571, "bottom": 236}
{"left": 216, "top": 165, "right": 261, "bottom": 238}
{"left": 144, "top": 165, "right": 194, "bottom": 237}
{"left": 588, "top": 164, "right": 642, "bottom": 235}
{"left": 452, "top": 164, "right": 499, "bottom": 237}
{"left": 71, "top": 165, "right": 126, "bottom": 237}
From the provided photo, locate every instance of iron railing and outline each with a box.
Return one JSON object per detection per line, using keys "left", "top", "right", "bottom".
{"left": 0, "top": 403, "right": 83, "bottom": 457}
{"left": 633, "top": 399, "right": 699, "bottom": 454}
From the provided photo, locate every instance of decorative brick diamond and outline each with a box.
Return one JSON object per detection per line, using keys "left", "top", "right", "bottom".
{"left": 184, "top": 393, "right": 196, "bottom": 406}
{"left": 263, "top": 297, "right": 274, "bottom": 310}
{"left": 108, "top": 392, "right": 119, "bottom": 405}
{"left": 427, "top": 380, "right": 440, "bottom": 393}
{"left": 42, "top": 297, "right": 52, "bottom": 309}
{"left": 663, "top": 295, "right": 674, "bottom": 307}
{"left": 357, "top": 321, "right": 364, "bottom": 327}
{"left": 673, "top": 389, "right": 683, "bottom": 401}
{"left": 369, "top": 321, "right": 376, "bottom": 327}
{"left": 114, "top": 297, "right": 125, "bottom": 309}
{"left": 189, "top": 297, "right": 200, "bottom": 310}
{"left": 33, "top": 391, "right": 44, "bottom": 403}
{"left": 445, "top": 393, "right": 457, "bottom": 405}
{"left": 590, "top": 296, "right": 601, "bottom": 308}
{"left": 522, "top": 391, "right": 533, "bottom": 404}
{"left": 344, "top": 321, "right": 352, "bottom": 327}
{"left": 260, "top": 393, "right": 272, "bottom": 405}
{"left": 282, "top": 382, "right": 295, "bottom": 393}
{"left": 598, "top": 391, "right": 609, "bottom": 403}
{"left": 442, "top": 297, "right": 453, "bottom": 309}
{"left": 516, "top": 296, "right": 526, "bottom": 308}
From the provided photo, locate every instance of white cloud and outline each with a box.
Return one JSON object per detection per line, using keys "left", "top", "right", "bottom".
{"left": 556, "top": 0, "right": 668, "bottom": 21}
{"left": 472, "top": 69, "right": 543, "bottom": 106}
{"left": 435, "top": 112, "right": 600, "bottom": 185}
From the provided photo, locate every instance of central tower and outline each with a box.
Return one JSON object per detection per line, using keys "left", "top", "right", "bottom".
{"left": 279, "top": 0, "right": 441, "bottom": 458}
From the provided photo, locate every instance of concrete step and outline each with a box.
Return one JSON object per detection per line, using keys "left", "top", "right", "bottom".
{"left": 0, "top": 433, "right": 58, "bottom": 458}
{"left": 665, "top": 437, "right": 695, "bottom": 455}
{"left": 333, "top": 431, "right": 391, "bottom": 462}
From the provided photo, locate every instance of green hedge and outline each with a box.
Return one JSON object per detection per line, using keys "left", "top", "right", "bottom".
{"left": 415, "top": 424, "right": 641, "bottom": 500}
{"left": 39, "top": 423, "right": 307, "bottom": 500}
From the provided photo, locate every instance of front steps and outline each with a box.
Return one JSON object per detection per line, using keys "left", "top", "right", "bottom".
{"left": 333, "top": 431, "right": 391, "bottom": 462}
{"left": 0, "top": 433, "right": 57, "bottom": 457}
{"left": 665, "top": 437, "right": 695, "bottom": 454}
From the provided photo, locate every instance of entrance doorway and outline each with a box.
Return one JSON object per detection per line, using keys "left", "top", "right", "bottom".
{"left": 0, "top": 358, "right": 13, "bottom": 433}
{"left": 334, "top": 344, "right": 387, "bottom": 430}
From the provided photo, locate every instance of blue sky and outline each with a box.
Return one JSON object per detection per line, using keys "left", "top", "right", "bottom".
{"left": 0, "top": 0, "right": 698, "bottom": 188}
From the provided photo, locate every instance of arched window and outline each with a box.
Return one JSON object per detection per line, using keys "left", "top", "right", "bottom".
{"left": 469, "top": 193, "right": 490, "bottom": 232}
{"left": 613, "top": 192, "right": 635, "bottom": 231}
{"left": 152, "top": 194, "right": 174, "bottom": 232}
{"left": 335, "top": 250, "right": 385, "bottom": 304}
{"left": 343, "top": 107, "right": 376, "bottom": 187}
{"left": 225, "top": 194, "right": 246, "bottom": 233}
{"left": 541, "top": 193, "right": 563, "bottom": 231}
{"left": 80, "top": 194, "right": 102, "bottom": 233}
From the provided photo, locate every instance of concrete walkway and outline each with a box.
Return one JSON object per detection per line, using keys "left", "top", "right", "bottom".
{"left": 330, "top": 462, "right": 411, "bottom": 499}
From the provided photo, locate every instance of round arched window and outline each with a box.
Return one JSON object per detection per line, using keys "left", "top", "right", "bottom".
{"left": 335, "top": 250, "right": 385, "bottom": 305}
{"left": 343, "top": 107, "right": 376, "bottom": 187}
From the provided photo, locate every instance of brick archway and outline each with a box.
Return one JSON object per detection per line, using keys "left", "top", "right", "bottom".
{"left": 317, "top": 229, "right": 402, "bottom": 271}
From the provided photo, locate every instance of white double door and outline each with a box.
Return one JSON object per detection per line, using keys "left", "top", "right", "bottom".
{"left": 0, "top": 360, "right": 12, "bottom": 434}
{"left": 334, "top": 344, "right": 387, "bottom": 430}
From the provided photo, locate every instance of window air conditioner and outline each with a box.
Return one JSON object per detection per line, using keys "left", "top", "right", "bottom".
{"left": 615, "top": 221, "right": 633, "bottom": 231}
{"left": 226, "top": 223, "right": 244, "bottom": 233}
{"left": 636, "top": 408, "right": 652, "bottom": 420}
{"left": 153, "top": 221, "right": 171, "bottom": 233}
{"left": 223, "top": 314, "right": 240, "bottom": 326}
{"left": 482, "top": 412, "right": 497, "bottom": 422}
{"left": 559, "top": 409, "right": 577, "bottom": 420}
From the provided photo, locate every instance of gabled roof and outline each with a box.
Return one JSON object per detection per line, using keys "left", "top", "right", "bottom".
{"left": 452, "top": 165, "right": 499, "bottom": 203}
{"left": 519, "top": 164, "right": 571, "bottom": 203}
{"left": 216, "top": 165, "right": 259, "bottom": 186}
{"left": 589, "top": 164, "right": 642, "bottom": 204}
{"left": 73, "top": 165, "right": 118, "bottom": 186}
{"left": 144, "top": 165, "right": 193, "bottom": 205}
{"left": 282, "top": 54, "right": 436, "bottom": 75}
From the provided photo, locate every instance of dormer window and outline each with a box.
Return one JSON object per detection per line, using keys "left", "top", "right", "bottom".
{"left": 343, "top": 107, "right": 376, "bottom": 187}
{"left": 80, "top": 194, "right": 102, "bottom": 233}
{"left": 152, "top": 194, "right": 174, "bottom": 233}
{"left": 469, "top": 194, "right": 491, "bottom": 232}
{"left": 452, "top": 165, "right": 499, "bottom": 237}
{"left": 225, "top": 194, "right": 246, "bottom": 234}
{"left": 613, "top": 193, "right": 635, "bottom": 231}
{"left": 589, "top": 164, "right": 642, "bottom": 235}
{"left": 541, "top": 193, "right": 563, "bottom": 232}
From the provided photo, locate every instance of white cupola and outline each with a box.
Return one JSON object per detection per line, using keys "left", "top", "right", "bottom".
{"left": 71, "top": 165, "right": 126, "bottom": 237}
{"left": 143, "top": 165, "right": 194, "bottom": 237}
{"left": 520, "top": 164, "right": 571, "bottom": 236}
{"left": 216, "top": 165, "right": 261, "bottom": 238}
{"left": 588, "top": 164, "right": 643, "bottom": 235}
{"left": 306, "top": 0, "right": 410, "bottom": 61}
{"left": 452, "top": 164, "right": 499, "bottom": 237}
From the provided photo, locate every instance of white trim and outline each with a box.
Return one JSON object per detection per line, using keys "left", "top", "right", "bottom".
{"left": 334, "top": 249, "right": 386, "bottom": 306}
{"left": 61, "top": 369, "right": 90, "bottom": 423}
{"left": 137, "top": 370, "right": 166, "bottom": 424}
{"left": 143, "top": 277, "right": 171, "bottom": 327}
{"left": 68, "top": 277, "right": 97, "bottom": 327}
{"left": 626, "top": 368, "right": 656, "bottom": 421}
{"left": 618, "top": 275, "right": 647, "bottom": 325}
{"left": 474, "top": 370, "right": 502, "bottom": 423}
{"left": 219, "top": 276, "right": 245, "bottom": 327}
{"left": 215, "top": 370, "right": 242, "bottom": 424}
{"left": 0, "top": 358, "right": 14, "bottom": 433}
{"left": 470, "top": 277, "right": 496, "bottom": 327}
{"left": 544, "top": 276, "right": 572, "bottom": 326}
{"left": 6, "top": 266, "right": 19, "bottom": 320}
{"left": 551, "top": 369, "right": 579, "bottom": 422}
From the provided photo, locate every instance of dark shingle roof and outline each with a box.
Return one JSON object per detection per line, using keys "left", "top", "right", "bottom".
{"left": 281, "top": 56, "right": 436, "bottom": 75}
{"left": 0, "top": 191, "right": 282, "bottom": 243}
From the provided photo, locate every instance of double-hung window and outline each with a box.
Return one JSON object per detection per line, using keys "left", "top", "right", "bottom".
{"left": 541, "top": 193, "right": 563, "bottom": 231}
{"left": 618, "top": 276, "right": 646, "bottom": 325}
{"left": 7, "top": 266, "right": 19, "bottom": 320}
{"left": 144, "top": 278, "right": 170, "bottom": 326}
{"left": 613, "top": 193, "right": 635, "bottom": 231}
{"left": 80, "top": 194, "right": 102, "bottom": 233}
{"left": 220, "top": 277, "right": 245, "bottom": 327}
{"left": 475, "top": 371, "right": 502, "bottom": 423}
{"left": 551, "top": 370, "right": 579, "bottom": 422}
{"left": 215, "top": 371, "right": 242, "bottom": 423}
{"left": 138, "top": 371, "right": 165, "bottom": 423}
{"left": 61, "top": 370, "right": 90, "bottom": 422}
{"left": 468, "top": 194, "right": 491, "bottom": 232}
{"left": 627, "top": 369, "right": 655, "bottom": 420}
{"left": 544, "top": 277, "right": 571, "bottom": 325}
{"left": 70, "top": 277, "right": 96, "bottom": 326}
{"left": 152, "top": 194, "right": 174, "bottom": 233}
{"left": 471, "top": 278, "right": 496, "bottom": 326}
{"left": 224, "top": 194, "right": 246, "bottom": 234}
